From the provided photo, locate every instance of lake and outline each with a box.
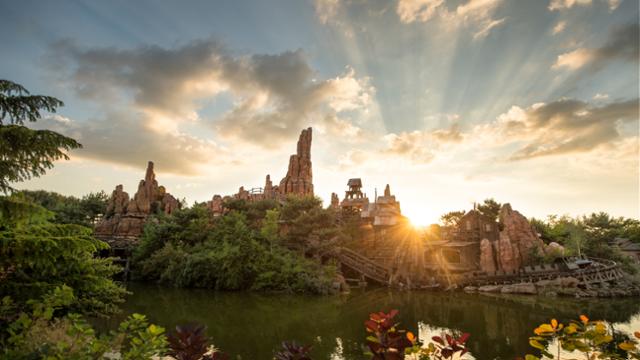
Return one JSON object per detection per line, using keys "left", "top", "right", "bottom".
{"left": 96, "top": 283, "right": 640, "bottom": 360}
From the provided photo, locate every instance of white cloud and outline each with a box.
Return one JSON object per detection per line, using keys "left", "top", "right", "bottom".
{"left": 396, "top": 0, "right": 445, "bottom": 23}
{"left": 548, "top": 0, "right": 591, "bottom": 11}
{"left": 552, "top": 48, "right": 594, "bottom": 70}
{"left": 396, "top": 0, "right": 506, "bottom": 39}
{"left": 473, "top": 17, "right": 506, "bottom": 39}
{"left": 552, "top": 21, "right": 567, "bottom": 35}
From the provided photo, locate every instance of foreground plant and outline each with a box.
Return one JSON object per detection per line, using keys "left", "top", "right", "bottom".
{"left": 364, "top": 309, "right": 469, "bottom": 360}
{"left": 167, "top": 324, "right": 228, "bottom": 360}
{"left": 526, "top": 315, "right": 640, "bottom": 360}
{"left": 274, "top": 341, "right": 312, "bottom": 360}
{"left": 1, "top": 286, "right": 167, "bottom": 360}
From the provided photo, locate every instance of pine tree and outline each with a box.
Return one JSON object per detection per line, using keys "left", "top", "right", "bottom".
{"left": 0, "top": 79, "right": 81, "bottom": 194}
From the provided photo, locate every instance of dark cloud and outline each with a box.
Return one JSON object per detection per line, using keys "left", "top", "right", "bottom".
{"left": 505, "top": 98, "right": 639, "bottom": 160}
{"left": 37, "top": 112, "right": 222, "bottom": 175}
{"left": 554, "top": 23, "right": 639, "bottom": 71}
{"left": 49, "top": 39, "right": 372, "bottom": 148}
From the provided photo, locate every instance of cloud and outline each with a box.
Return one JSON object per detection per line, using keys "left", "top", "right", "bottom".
{"left": 49, "top": 39, "right": 374, "bottom": 153}
{"left": 473, "top": 17, "right": 506, "bottom": 39}
{"left": 553, "top": 23, "right": 639, "bottom": 71}
{"left": 485, "top": 98, "right": 639, "bottom": 160}
{"left": 552, "top": 21, "right": 567, "bottom": 35}
{"left": 548, "top": 0, "right": 620, "bottom": 11}
{"left": 552, "top": 48, "right": 594, "bottom": 70}
{"left": 548, "top": 0, "right": 591, "bottom": 11}
{"left": 396, "top": 0, "right": 445, "bottom": 23}
{"left": 215, "top": 60, "right": 375, "bottom": 146}
{"left": 396, "top": 0, "right": 506, "bottom": 39}
{"left": 382, "top": 124, "right": 463, "bottom": 163}
{"left": 314, "top": 0, "right": 341, "bottom": 24}
{"left": 37, "top": 112, "right": 224, "bottom": 175}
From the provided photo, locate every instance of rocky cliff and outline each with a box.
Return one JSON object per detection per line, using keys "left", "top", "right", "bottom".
{"left": 94, "top": 161, "right": 180, "bottom": 245}
{"left": 278, "top": 127, "right": 313, "bottom": 196}
{"left": 498, "top": 203, "right": 546, "bottom": 268}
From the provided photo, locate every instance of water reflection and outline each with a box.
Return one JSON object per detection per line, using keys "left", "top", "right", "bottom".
{"left": 95, "top": 283, "right": 640, "bottom": 360}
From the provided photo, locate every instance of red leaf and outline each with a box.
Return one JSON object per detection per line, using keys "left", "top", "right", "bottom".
{"left": 432, "top": 336, "right": 444, "bottom": 345}
{"left": 388, "top": 309, "right": 399, "bottom": 319}
{"left": 365, "top": 320, "right": 379, "bottom": 332}
{"left": 446, "top": 334, "right": 453, "bottom": 346}
{"left": 458, "top": 333, "right": 470, "bottom": 344}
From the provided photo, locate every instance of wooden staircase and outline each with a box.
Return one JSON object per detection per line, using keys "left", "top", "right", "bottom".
{"left": 333, "top": 247, "right": 390, "bottom": 284}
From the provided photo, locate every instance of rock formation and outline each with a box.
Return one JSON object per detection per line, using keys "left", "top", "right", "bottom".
{"left": 94, "top": 161, "right": 180, "bottom": 246}
{"left": 330, "top": 192, "right": 340, "bottom": 209}
{"left": 498, "top": 203, "right": 546, "bottom": 267}
{"left": 496, "top": 232, "right": 520, "bottom": 272}
{"left": 278, "top": 127, "right": 313, "bottom": 196}
{"left": 105, "top": 185, "right": 129, "bottom": 217}
{"left": 263, "top": 175, "right": 275, "bottom": 198}
{"left": 208, "top": 195, "right": 225, "bottom": 216}
{"left": 479, "top": 238, "right": 497, "bottom": 273}
{"left": 229, "top": 127, "right": 314, "bottom": 203}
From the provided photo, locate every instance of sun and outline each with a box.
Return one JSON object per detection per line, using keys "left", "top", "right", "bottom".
{"left": 403, "top": 206, "right": 439, "bottom": 228}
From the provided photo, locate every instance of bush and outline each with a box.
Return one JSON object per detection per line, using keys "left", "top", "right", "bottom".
{"left": 135, "top": 210, "right": 337, "bottom": 294}
{"left": 0, "top": 222, "right": 126, "bottom": 317}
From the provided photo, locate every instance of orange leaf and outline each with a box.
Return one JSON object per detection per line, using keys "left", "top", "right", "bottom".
{"left": 634, "top": 331, "right": 640, "bottom": 339}
{"left": 579, "top": 315, "right": 589, "bottom": 324}
{"left": 407, "top": 331, "right": 416, "bottom": 343}
{"left": 551, "top": 319, "right": 558, "bottom": 329}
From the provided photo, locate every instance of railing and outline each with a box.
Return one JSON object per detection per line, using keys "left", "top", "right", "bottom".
{"left": 333, "top": 247, "right": 390, "bottom": 284}
{"left": 463, "top": 257, "right": 624, "bottom": 286}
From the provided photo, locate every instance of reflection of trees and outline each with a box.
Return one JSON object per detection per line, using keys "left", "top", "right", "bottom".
{"left": 94, "top": 284, "right": 640, "bottom": 360}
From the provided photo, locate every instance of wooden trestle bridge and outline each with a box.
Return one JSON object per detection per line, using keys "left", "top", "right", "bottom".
{"left": 330, "top": 247, "right": 390, "bottom": 285}
{"left": 329, "top": 247, "right": 626, "bottom": 290}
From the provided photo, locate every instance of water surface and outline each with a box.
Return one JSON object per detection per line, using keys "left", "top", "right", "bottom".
{"left": 96, "top": 283, "right": 640, "bottom": 360}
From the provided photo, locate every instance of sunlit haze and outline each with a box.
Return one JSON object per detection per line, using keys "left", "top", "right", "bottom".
{"left": 2, "top": 0, "right": 638, "bottom": 224}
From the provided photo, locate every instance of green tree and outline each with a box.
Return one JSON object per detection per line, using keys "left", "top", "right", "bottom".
{"left": 440, "top": 211, "right": 465, "bottom": 227}
{"left": 16, "top": 190, "right": 108, "bottom": 227}
{"left": 0, "top": 80, "right": 125, "bottom": 322}
{"left": 0, "top": 80, "right": 81, "bottom": 194}
{"left": 261, "top": 208, "right": 281, "bottom": 252}
{"left": 477, "top": 198, "right": 502, "bottom": 221}
{"left": 0, "top": 223, "right": 127, "bottom": 317}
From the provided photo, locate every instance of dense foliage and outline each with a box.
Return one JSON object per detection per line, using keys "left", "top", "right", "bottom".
{"left": 0, "top": 217, "right": 126, "bottom": 318}
{"left": 132, "top": 197, "right": 344, "bottom": 294}
{"left": 0, "top": 80, "right": 126, "bottom": 351}
{"left": 531, "top": 212, "right": 640, "bottom": 272}
{"left": 1, "top": 286, "right": 167, "bottom": 360}
{"left": 15, "top": 189, "right": 108, "bottom": 227}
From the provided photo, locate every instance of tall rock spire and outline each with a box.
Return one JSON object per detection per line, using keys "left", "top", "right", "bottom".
{"left": 279, "top": 127, "right": 313, "bottom": 196}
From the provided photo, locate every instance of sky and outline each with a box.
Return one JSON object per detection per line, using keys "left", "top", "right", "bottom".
{"left": 1, "top": 0, "right": 638, "bottom": 225}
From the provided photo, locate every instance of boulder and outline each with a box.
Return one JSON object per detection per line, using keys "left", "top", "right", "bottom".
{"left": 478, "top": 285, "right": 503, "bottom": 293}
{"left": 463, "top": 286, "right": 478, "bottom": 292}
{"left": 546, "top": 242, "right": 565, "bottom": 256}
{"left": 501, "top": 282, "right": 537, "bottom": 294}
